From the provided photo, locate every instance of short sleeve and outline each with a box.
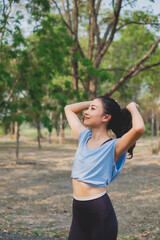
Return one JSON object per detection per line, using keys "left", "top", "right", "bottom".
{"left": 111, "top": 152, "right": 127, "bottom": 182}
{"left": 110, "top": 140, "right": 127, "bottom": 183}
{"left": 79, "top": 128, "right": 90, "bottom": 143}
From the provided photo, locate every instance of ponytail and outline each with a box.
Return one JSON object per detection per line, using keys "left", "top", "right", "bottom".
{"left": 98, "top": 96, "right": 135, "bottom": 158}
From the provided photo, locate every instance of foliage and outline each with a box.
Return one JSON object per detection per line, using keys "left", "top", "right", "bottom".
{"left": 0, "top": 0, "right": 160, "bottom": 137}
{"left": 99, "top": 22, "right": 160, "bottom": 103}
{"left": 18, "top": 14, "right": 71, "bottom": 131}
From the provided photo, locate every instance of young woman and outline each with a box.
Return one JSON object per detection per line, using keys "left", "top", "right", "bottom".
{"left": 64, "top": 96, "right": 145, "bottom": 240}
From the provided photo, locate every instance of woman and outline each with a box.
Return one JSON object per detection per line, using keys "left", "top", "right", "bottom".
{"left": 64, "top": 96, "right": 145, "bottom": 240}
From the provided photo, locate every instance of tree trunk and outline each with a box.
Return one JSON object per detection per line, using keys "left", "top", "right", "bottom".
{"left": 48, "top": 131, "right": 52, "bottom": 143}
{"left": 10, "top": 121, "right": 14, "bottom": 135}
{"left": 53, "top": 1, "right": 160, "bottom": 100}
{"left": 152, "top": 138, "right": 160, "bottom": 154}
{"left": 55, "top": 128, "right": 59, "bottom": 137}
{"left": 151, "top": 107, "right": 155, "bottom": 137}
{"left": 62, "top": 113, "right": 65, "bottom": 141}
{"left": 54, "top": 118, "right": 59, "bottom": 138}
{"left": 71, "top": 49, "right": 79, "bottom": 92}
{"left": 14, "top": 121, "right": 18, "bottom": 139}
{"left": 37, "top": 122, "right": 41, "bottom": 149}
{"left": 16, "top": 123, "right": 20, "bottom": 160}
{"left": 89, "top": 75, "right": 98, "bottom": 100}
{"left": 59, "top": 112, "right": 63, "bottom": 144}
{"left": 156, "top": 105, "right": 160, "bottom": 137}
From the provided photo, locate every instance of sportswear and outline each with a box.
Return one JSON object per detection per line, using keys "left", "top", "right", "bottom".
{"left": 68, "top": 192, "right": 118, "bottom": 240}
{"left": 73, "top": 190, "right": 106, "bottom": 201}
{"left": 71, "top": 128, "right": 127, "bottom": 187}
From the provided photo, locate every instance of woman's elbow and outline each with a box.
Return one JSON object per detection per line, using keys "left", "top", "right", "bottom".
{"left": 64, "top": 105, "right": 70, "bottom": 111}
{"left": 134, "top": 126, "right": 145, "bottom": 136}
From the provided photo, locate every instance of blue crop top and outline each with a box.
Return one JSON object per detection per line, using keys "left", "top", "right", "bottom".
{"left": 71, "top": 128, "right": 127, "bottom": 187}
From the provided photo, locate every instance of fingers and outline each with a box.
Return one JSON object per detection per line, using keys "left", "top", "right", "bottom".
{"left": 126, "top": 102, "right": 140, "bottom": 112}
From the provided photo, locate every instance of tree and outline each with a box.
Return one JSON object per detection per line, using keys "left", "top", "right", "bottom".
{"left": 2, "top": 1, "right": 160, "bottom": 100}
{"left": 98, "top": 23, "right": 158, "bottom": 101}
{"left": 19, "top": 14, "right": 71, "bottom": 148}
{"left": 50, "top": 0, "right": 160, "bottom": 99}
{"left": 0, "top": 0, "right": 27, "bottom": 158}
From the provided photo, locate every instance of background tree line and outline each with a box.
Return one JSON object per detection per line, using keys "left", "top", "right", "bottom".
{"left": 0, "top": 0, "right": 160, "bottom": 158}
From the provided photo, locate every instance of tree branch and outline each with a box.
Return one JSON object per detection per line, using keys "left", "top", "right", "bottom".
{"left": 5, "top": 78, "right": 19, "bottom": 102}
{"left": 69, "top": 73, "right": 86, "bottom": 90}
{"left": 94, "top": 0, "right": 102, "bottom": 49}
{"left": 105, "top": 38, "right": 160, "bottom": 96}
{"left": 112, "top": 0, "right": 115, "bottom": 8}
{"left": 0, "top": 0, "right": 13, "bottom": 45}
{"left": 52, "top": 0, "right": 73, "bottom": 34}
{"left": 53, "top": 0, "right": 85, "bottom": 58}
{"left": 73, "top": 0, "right": 79, "bottom": 49}
{"left": 100, "top": 62, "right": 160, "bottom": 74}
{"left": 66, "top": 0, "right": 73, "bottom": 34}
{"left": 94, "top": 0, "right": 122, "bottom": 68}
{"left": 72, "top": 0, "right": 85, "bottom": 58}
{"left": 100, "top": 67, "right": 129, "bottom": 72}
{"left": 138, "top": 61, "right": 160, "bottom": 72}
{"left": 60, "top": 0, "right": 67, "bottom": 13}
{"left": 121, "top": 0, "right": 136, "bottom": 8}
{"left": 96, "top": 0, "right": 102, "bottom": 16}
{"left": 88, "top": 0, "right": 96, "bottom": 60}
{"left": 116, "top": 21, "right": 160, "bottom": 31}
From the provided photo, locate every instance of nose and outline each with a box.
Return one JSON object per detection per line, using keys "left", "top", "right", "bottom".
{"left": 84, "top": 108, "right": 89, "bottom": 115}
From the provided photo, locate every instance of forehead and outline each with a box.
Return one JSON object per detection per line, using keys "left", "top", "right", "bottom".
{"left": 90, "top": 98, "right": 103, "bottom": 107}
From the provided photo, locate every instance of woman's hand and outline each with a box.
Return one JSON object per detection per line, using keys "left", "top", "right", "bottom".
{"left": 115, "top": 101, "right": 145, "bottom": 163}
{"left": 126, "top": 102, "right": 139, "bottom": 112}
{"left": 64, "top": 101, "right": 91, "bottom": 139}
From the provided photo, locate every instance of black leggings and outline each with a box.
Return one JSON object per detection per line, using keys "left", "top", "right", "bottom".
{"left": 68, "top": 193, "right": 118, "bottom": 240}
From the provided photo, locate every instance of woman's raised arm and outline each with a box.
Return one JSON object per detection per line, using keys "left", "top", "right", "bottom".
{"left": 64, "top": 101, "right": 91, "bottom": 139}
{"left": 115, "top": 102, "right": 145, "bottom": 163}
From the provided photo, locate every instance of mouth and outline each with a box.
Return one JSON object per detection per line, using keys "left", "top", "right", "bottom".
{"left": 84, "top": 117, "right": 90, "bottom": 120}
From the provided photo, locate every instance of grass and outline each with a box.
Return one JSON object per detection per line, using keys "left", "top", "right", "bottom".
{"left": 139, "top": 227, "right": 146, "bottom": 233}
{"left": 0, "top": 223, "right": 157, "bottom": 239}
{"left": 120, "top": 236, "right": 138, "bottom": 240}
{"left": 2, "top": 226, "right": 69, "bottom": 239}
{"left": 0, "top": 122, "right": 75, "bottom": 138}
{"left": 30, "top": 228, "right": 68, "bottom": 238}
{"left": 31, "top": 229, "right": 45, "bottom": 236}
{"left": 0, "top": 127, "right": 4, "bottom": 136}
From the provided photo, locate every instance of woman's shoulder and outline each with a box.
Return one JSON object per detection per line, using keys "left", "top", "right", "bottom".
{"left": 79, "top": 128, "right": 91, "bottom": 142}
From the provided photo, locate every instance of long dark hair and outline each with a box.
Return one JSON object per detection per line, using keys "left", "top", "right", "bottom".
{"left": 98, "top": 96, "right": 135, "bottom": 158}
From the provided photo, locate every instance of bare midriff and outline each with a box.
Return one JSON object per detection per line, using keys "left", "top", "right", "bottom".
{"left": 72, "top": 178, "right": 106, "bottom": 198}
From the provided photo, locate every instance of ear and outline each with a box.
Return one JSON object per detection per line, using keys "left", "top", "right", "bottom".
{"left": 103, "top": 114, "right": 111, "bottom": 123}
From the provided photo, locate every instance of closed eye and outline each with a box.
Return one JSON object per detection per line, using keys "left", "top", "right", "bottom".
{"left": 88, "top": 107, "right": 95, "bottom": 110}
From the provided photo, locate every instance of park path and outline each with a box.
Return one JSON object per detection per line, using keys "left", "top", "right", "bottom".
{"left": 0, "top": 232, "right": 62, "bottom": 240}
{"left": 0, "top": 137, "right": 159, "bottom": 239}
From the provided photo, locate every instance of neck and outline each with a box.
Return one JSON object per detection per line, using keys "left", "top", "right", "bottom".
{"left": 90, "top": 127, "right": 110, "bottom": 141}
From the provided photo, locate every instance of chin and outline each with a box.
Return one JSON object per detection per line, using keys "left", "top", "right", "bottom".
{"left": 84, "top": 121, "right": 90, "bottom": 127}
{"left": 84, "top": 122, "right": 88, "bottom": 127}
{"left": 84, "top": 122, "right": 93, "bottom": 129}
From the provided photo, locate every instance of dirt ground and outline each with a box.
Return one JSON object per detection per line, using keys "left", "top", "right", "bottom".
{"left": 0, "top": 136, "right": 159, "bottom": 240}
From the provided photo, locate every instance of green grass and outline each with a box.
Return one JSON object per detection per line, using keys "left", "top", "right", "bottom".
{"left": 31, "top": 229, "right": 45, "bottom": 236}
{"left": 139, "top": 227, "right": 146, "bottom": 233}
{"left": 30, "top": 228, "right": 68, "bottom": 238}
{"left": 0, "top": 126, "right": 4, "bottom": 136}
{"left": 21, "top": 127, "right": 48, "bottom": 137}
{"left": 5, "top": 218, "right": 12, "bottom": 222}
{"left": 120, "top": 236, "right": 138, "bottom": 240}
{"left": 0, "top": 122, "right": 75, "bottom": 138}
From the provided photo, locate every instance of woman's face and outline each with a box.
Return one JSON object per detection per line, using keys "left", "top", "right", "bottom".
{"left": 84, "top": 98, "right": 108, "bottom": 128}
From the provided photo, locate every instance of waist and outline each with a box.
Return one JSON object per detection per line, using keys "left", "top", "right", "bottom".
{"left": 72, "top": 178, "right": 106, "bottom": 198}
{"left": 73, "top": 190, "right": 106, "bottom": 201}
